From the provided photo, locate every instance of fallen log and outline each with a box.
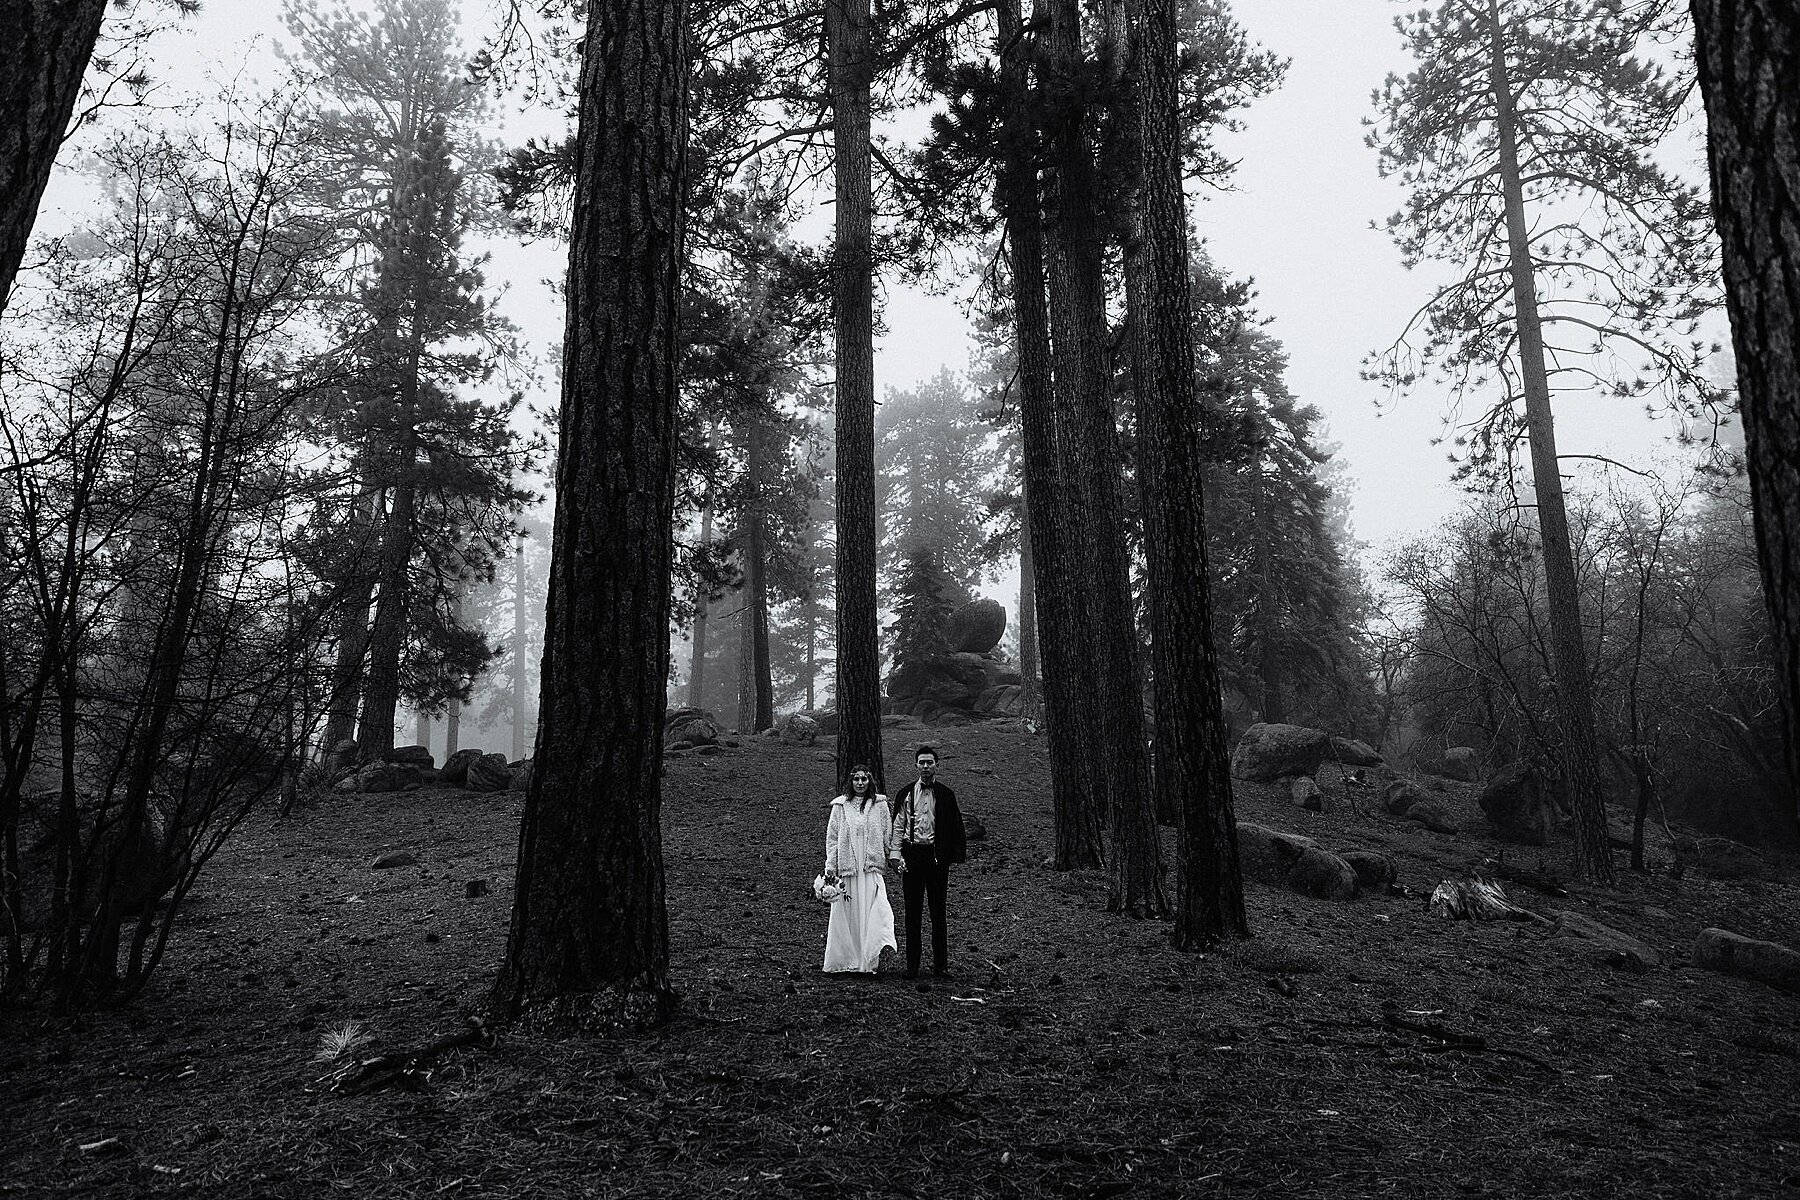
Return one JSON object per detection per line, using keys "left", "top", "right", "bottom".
{"left": 323, "top": 1016, "right": 495, "bottom": 1096}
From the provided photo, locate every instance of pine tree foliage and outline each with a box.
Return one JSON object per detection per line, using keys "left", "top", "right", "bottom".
{"left": 284, "top": 0, "right": 535, "bottom": 754}
{"left": 1366, "top": 0, "right": 1723, "bottom": 475}
{"left": 875, "top": 367, "right": 994, "bottom": 601}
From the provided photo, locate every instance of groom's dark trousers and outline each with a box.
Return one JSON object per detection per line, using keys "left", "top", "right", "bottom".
{"left": 900, "top": 843, "right": 949, "bottom": 975}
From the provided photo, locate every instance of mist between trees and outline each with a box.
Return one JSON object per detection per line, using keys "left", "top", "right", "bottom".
{"left": 1, "top": 0, "right": 1794, "bottom": 1013}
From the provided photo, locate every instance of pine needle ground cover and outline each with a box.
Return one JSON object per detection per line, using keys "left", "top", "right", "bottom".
{"left": 4, "top": 723, "right": 1797, "bottom": 1198}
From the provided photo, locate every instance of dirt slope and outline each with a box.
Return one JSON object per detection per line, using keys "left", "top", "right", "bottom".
{"left": 4, "top": 721, "right": 1798, "bottom": 1198}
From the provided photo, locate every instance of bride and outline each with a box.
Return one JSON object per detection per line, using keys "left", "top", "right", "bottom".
{"left": 820, "top": 765, "right": 899, "bottom": 974}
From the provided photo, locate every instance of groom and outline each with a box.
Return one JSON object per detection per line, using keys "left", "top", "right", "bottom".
{"left": 890, "top": 745, "right": 967, "bottom": 979}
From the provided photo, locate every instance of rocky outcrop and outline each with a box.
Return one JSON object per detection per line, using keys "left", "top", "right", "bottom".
{"left": 1290, "top": 776, "right": 1324, "bottom": 811}
{"left": 1480, "top": 762, "right": 1558, "bottom": 846}
{"left": 442, "top": 748, "right": 483, "bottom": 786}
{"left": 1230, "top": 723, "right": 1330, "bottom": 782}
{"left": 885, "top": 601, "right": 1025, "bottom": 725}
{"left": 385, "top": 745, "right": 433, "bottom": 768}
{"left": 334, "top": 761, "right": 423, "bottom": 794}
{"left": 1421, "top": 746, "right": 1479, "bottom": 782}
{"left": 1405, "top": 799, "right": 1459, "bottom": 835}
{"left": 778, "top": 713, "right": 820, "bottom": 746}
{"left": 466, "top": 753, "right": 512, "bottom": 793}
{"left": 665, "top": 708, "right": 720, "bottom": 748}
{"left": 1383, "top": 779, "right": 1429, "bottom": 816}
{"left": 1328, "top": 736, "right": 1383, "bottom": 767}
{"left": 945, "top": 598, "right": 1007, "bottom": 654}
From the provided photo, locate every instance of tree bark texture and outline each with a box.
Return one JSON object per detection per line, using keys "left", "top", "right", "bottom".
{"left": 1123, "top": 0, "right": 1239, "bottom": 942}
{"left": 827, "top": 0, "right": 885, "bottom": 793}
{"left": 1002, "top": 0, "right": 1105, "bottom": 869}
{"left": 492, "top": 0, "right": 685, "bottom": 1029}
{"left": 689, "top": 483, "right": 714, "bottom": 709}
{"left": 512, "top": 537, "right": 528, "bottom": 761}
{"left": 0, "top": 0, "right": 108, "bottom": 318}
{"left": 357, "top": 473, "right": 417, "bottom": 758}
{"left": 1691, "top": 0, "right": 1800, "bottom": 818}
{"left": 747, "top": 422, "right": 774, "bottom": 731}
{"left": 1043, "top": 0, "right": 1161, "bottom": 910}
{"left": 1017, "top": 493, "right": 1041, "bottom": 723}
{"left": 1486, "top": 6, "right": 1614, "bottom": 884}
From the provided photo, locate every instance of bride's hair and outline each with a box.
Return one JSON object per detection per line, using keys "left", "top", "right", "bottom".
{"left": 849, "top": 764, "right": 875, "bottom": 809}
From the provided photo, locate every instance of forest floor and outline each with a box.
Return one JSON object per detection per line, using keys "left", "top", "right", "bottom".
{"left": 4, "top": 720, "right": 1800, "bottom": 1199}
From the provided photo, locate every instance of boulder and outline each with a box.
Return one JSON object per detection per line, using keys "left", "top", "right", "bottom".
{"left": 911, "top": 700, "right": 943, "bottom": 725}
{"left": 1235, "top": 821, "right": 1320, "bottom": 886}
{"left": 1693, "top": 928, "right": 1800, "bottom": 993}
{"left": 881, "top": 713, "right": 925, "bottom": 730}
{"left": 945, "top": 598, "right": 1007, "bottom": 654}
{"left": 983, "top": 661, "right": 1025, "bottom": 690}
{"left": 508, "top": 759, "right": 533, "bottom": 792}
{"left": 1420, "top": 746, "right": 1478, "bottom": 781}
{"left": 1673, "top": 836, "right": 1769, "bottom": 880}
{"left": 1405, "top": 799, "right": 1459, "bottom": 835}
{"left": 335, "top": 762, "right": 421, "bottom": 794}
{"left": 1440, "top": 746, "right": 1480, "bottom": 781}
{"left": 886, "top": 660, "right": 936, "bottom": 703}
{"left": 1547, "top": 911, "right": 1661, "bottom": 971}
{"left": 1286, "top": 847, "right": 1360, "bottom": 901}
{"left": 323, "top": 738, "right": 360, "bottom": 778}
{"left": 1339, "top": 849, "right": 1396, "bottom": 889}
{"left": 1328, "top": 736, "right": 1384, "bottom": 768}
{"left": 778, "top": 713, "right": 820, "bottom": 746}
{"left": 936, "top": 710, "right": 973, "bottom": 726}
{"left": 372, "top": 850, "right": 417, "bottom": 870}
{"left": 442, "top": 748, "right": 483, "bottom": 786}
{"left": 1230, "top": 723, "right": 1330, "bottom": 782}
{"left": 803, "top": 708, "right": 839, "bottom": 736}
{"left": 465, "top": 753, "right": 512, "bottom": 793}
{"left": 1479, "top": 762, "right": 1558, "bottom": 846}
{"left": 666, "top": 713, "right": 720, "bottom": 748}
{"left": 1383, "top": 779, "right": 1428, "bottom": 816}
{"left": 385, "top": 744, "right": 434, "bottom": 769}
{"left": 975, "top": 684, "right": 1025, "bottom": 717}
{"left": 1291, "top": 776, "right": 1325, "bottom": 812}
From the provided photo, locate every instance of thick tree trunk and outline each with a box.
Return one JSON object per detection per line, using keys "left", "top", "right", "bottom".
{"left": 1043, "top": 0, "right": 1162, "bottom": 912}
{"left": 357, "top": 473, "right": 417, "bottom": 759}
{"left": 737, "top": 576, "right": 756, "bottom": 733}
{"left": 1002, "top": 0, "right": 1104, "bottom": 868}
{"left": 1690, "top": 0, "right": 1800, "bottom": 819}
{"left": 1249, "top": 462, "right": 1285, "bottom": 725}
{"left": 1488, "top": 4, "right": 1614, "bottom": 884}
{"left": 826, "top": 0, "right": 884, "bottom": 793}
{"left": 689, "top": 482, "right": 714, "bottom": 708}
{"left": 491, "top": 0, "right": 684, "bottom": 1029}
{"left": 0, "top": 0, "right": 108, "bottom": 317}
{"left": 321, "top": 488, "right": 379, "bottom": 754}
{"left": 1123, "top": 0, "right": 1240, "bottom": 943}
{"left": 512, "top": 536, "right": 528, "bottom": 761}
{"left": 747, "top": 423, "right": 774, "bottom": 731}
{"left": 1017, "top": 494, "right": 1041, "bottom": 722}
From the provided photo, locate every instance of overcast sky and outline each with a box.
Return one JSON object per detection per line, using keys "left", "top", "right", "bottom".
{"left": 43, "top": 0, "right": 1722, "bottom": 577}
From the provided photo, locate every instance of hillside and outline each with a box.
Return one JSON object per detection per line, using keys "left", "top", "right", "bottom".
{"left": 4, "top": 721, "right": 1798, "bottom": 1198}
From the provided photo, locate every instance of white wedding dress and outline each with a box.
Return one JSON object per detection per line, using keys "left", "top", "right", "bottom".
{"left": 821, "top": 796, "right": 898, "bottom": 973}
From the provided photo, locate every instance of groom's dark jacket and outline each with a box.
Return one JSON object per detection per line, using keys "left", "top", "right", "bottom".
{"left": 891, "top": 780, "right": 967, "bottom": 865}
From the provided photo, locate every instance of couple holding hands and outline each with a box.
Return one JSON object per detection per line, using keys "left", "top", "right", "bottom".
{"left": 818, "top": 746, "right": 966, "bottom": 979}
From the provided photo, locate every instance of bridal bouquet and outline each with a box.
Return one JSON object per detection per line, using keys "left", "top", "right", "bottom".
{"left": 812, "top": 873, "right": 848, "bottom": 903}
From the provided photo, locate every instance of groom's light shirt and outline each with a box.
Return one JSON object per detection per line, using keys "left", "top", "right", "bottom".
{"left": 896, "top": 780, "right": 937, "bottom": 846}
